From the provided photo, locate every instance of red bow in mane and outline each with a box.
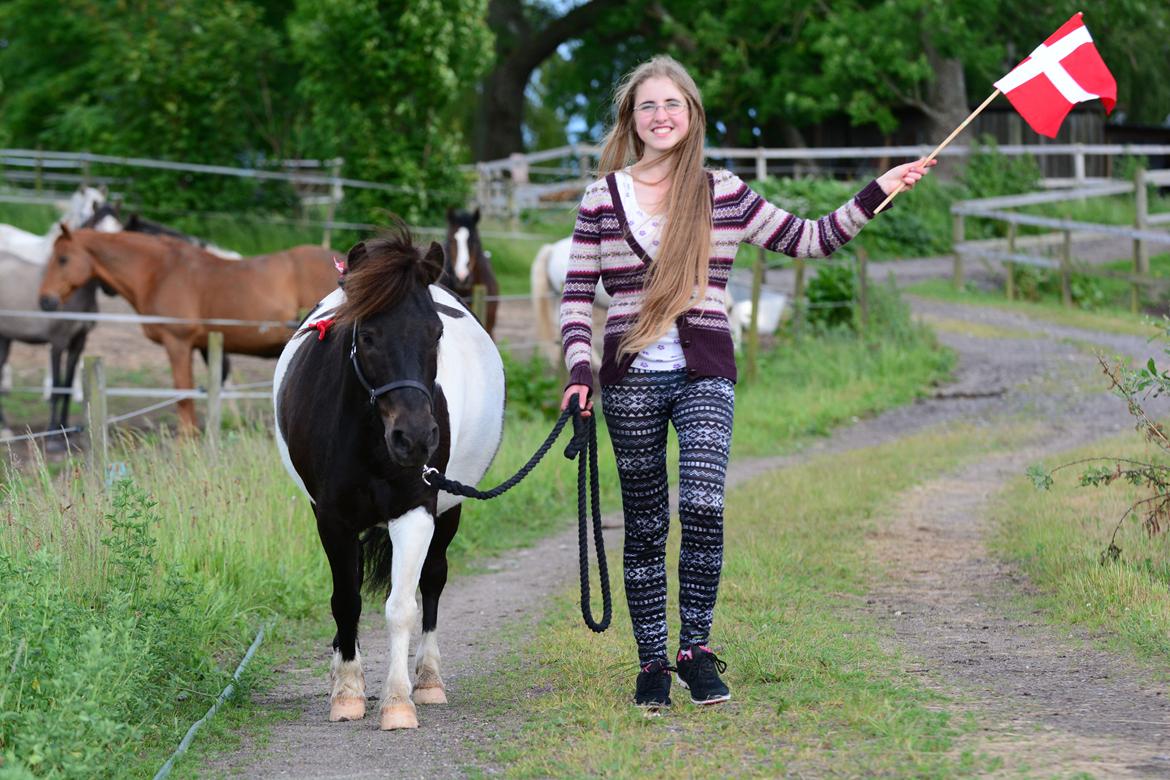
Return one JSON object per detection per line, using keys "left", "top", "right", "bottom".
{"left": 302, "top": 318, "right": 336, "bottom": 342}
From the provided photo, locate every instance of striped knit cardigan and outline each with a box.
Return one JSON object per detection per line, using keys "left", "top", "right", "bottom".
{"left": 560, "top": 169, "right": 889, "bottom": 392}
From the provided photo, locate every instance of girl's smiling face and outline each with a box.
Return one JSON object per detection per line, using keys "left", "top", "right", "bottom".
{"left": 632, "top": 76, "right": 690, "bottom": 158}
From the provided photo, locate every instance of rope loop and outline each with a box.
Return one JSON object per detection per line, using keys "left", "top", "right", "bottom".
{"left": 425, "top": 395, "right": 612, "bottom": 632}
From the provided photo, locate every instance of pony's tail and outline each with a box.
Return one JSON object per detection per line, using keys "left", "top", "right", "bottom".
{"left": 361, "top": 528, "right": 395, "bottom": 596}
{"left": 531, "top": 243, "right": 559, "bottom": 366}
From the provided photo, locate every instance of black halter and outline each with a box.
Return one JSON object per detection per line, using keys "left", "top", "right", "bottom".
{"left": 349, "top": 322, "right": 433, "bottom": 406}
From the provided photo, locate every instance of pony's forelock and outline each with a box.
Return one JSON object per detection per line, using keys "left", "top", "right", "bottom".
{"left": 336, "top": 224, "right": 442, "bottom": 327}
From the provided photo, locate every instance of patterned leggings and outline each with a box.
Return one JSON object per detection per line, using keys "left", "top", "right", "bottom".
{"left": 601, "top": 369, "right": 735, "bottom": 665}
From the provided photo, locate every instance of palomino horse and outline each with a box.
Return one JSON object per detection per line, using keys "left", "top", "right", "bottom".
{"left": 274, "top": 225, "right": 504, "bottom": 730}
{"left": 439, "top": 208, "right": 498, "bottom": 335}
{"left": 0, "top": 250, "right": 103, "bottom": 441}
{"left": 0, "top": 186, "right": 107, "bottom": 264}
{"left": 38, "top": 227, "right": 340, "bottom": 432}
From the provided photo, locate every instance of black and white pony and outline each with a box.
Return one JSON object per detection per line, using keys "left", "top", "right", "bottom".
{"left": 273, "top": 225, "right": 504, "bottom": 731}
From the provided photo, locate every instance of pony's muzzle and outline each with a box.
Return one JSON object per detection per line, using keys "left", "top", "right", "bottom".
{"left": 386, "top": 420, "right": 440, "bottom": 467}
{"left": 39, "top": 295, "right": 60, "bottom": 312}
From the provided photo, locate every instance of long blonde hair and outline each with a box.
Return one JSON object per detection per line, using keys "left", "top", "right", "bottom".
{"left": 597, "top": 55, "right": 711, "bottom": 357}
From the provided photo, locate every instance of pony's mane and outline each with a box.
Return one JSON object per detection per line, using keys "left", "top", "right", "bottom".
{"left": 336, "top": 223, "right": 442, "bottom": 326}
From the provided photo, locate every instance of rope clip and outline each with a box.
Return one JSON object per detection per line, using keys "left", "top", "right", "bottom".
{"left": 421, "top": 465, "right": 439, "bottom": 486}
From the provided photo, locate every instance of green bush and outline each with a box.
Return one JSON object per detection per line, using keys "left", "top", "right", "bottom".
{"left": 805, "top": 261, "right": 857, "bottom": 331}
{"left": 500, "top": 346, "right": 561, "bottom": 422}
{"left": 0, "top": 480, "right": 229, "bottom": 778}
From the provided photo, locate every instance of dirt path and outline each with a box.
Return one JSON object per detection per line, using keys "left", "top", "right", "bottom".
{"left": 206, "top": 291, "right": 1170, "bottom": 778}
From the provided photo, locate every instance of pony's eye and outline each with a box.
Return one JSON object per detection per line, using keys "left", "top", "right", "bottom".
{"left": 359, "top": 332, "right": 374, "bottom": 346}
{"left": 57, "top": 255, "right": 67, "bottom": 266}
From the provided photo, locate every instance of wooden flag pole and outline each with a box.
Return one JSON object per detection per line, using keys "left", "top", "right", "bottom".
{"left": 874, "top": 88, "right": 1002, "bottom": 214}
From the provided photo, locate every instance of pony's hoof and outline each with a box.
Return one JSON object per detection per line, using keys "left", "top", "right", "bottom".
{"left": 412, "top": 685, "right": 447, "bottom": 705}
{"left": 379, "top": 702, "right": 418, "bottom": 730}
{"left": 329, "top": 696, "right": 366, "bottom": 722}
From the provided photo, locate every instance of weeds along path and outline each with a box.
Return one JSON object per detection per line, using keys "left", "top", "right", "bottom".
{"left": 211, "top": 298, "right": 1160, "bottom": 779}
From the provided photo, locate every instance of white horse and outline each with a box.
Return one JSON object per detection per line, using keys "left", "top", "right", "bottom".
{"left": 530, "top": 237, "right": 612, "bottom": 368}
{"left": 0, "top": 186, "right": 108, "bottom": 265}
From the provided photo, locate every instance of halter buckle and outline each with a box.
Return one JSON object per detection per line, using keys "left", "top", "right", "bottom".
{"left": 421, "top": 466, "right": 439, "bottom": 486}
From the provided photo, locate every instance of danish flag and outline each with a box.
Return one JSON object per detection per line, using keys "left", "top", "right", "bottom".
{"left": 993, "top": 13, "right": 1116, "bottom": 138}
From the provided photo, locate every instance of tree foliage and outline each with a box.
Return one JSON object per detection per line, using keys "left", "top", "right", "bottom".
{"left": 0, "top": 0, "right": 494, "bottom": 219}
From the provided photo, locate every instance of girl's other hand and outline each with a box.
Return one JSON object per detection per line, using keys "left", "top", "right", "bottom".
{"left": 877, "top": 158, "right": 937, "bottom": 195}
{"left": 561, "top": 384, "right": 593, "bottom": 418}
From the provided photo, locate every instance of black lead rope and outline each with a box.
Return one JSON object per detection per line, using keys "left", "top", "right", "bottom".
{"left": 424, "top": 396, "right": 612, "bottom": 632}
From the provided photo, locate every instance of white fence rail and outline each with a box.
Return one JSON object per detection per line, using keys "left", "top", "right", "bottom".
{"left": 476, "top": 142, "right": 1170, "bottom": 219}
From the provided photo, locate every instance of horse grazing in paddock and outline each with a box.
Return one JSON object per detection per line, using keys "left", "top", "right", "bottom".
{"left": 0, "top": 250, "right": 104, "bottom": 440}
{"left": 439, "top": 208, "right": 498, "bottom": 335}
{"left": 273, "top": 226, "right": 504, "bottom": 730}
{"left": 37, "top": 227, "right": 340, "bottom": 432}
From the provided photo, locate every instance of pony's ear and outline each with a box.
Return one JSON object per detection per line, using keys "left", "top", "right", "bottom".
{"left": 472, "top": 208, "right": 480, "bottom": 224}
{"left": 422, "top": 241, "right": 445, "bottom": 284}
{"left": 113, "top": 198, "right": 123, "bottom": 215}
{"left": 346, "top": 240, "right": 369, "bottom": 272}
{"left": 99, "top": 184, "right": 109, "bottom": 197}
{"left": 446, "top": 207, "right": 456, "bottom": 221}
{"left": 59, "top": 223, "right": 72, "bottom": 239}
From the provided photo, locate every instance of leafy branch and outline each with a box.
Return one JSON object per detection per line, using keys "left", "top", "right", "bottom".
{"left": 1028, "top": 349, "right": 1170, "bottom": 563}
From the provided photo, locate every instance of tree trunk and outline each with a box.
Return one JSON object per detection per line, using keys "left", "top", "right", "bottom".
{"left": 922, "top": 35, "right": 969, "bottom": 180}
{"left": 475, "top": 0, "right": 627, "bottom": 162}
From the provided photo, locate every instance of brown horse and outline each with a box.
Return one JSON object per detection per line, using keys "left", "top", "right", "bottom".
{"left": 439, "top": 208, "right": 498, "bottom": 335}
{"left": 38, "top": 226, "right": 339, "bottom": 432}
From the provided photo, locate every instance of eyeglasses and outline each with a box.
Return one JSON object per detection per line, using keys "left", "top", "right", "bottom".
{"left": 634, "top": 99, "right": 687, "bottom": 117}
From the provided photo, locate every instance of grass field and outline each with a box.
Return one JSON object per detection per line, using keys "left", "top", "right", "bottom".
{"left": 907, "top": 278, "right": 1164, "bottom": 338}
{"left": 473, "top": 424, "right": 1029, "bottom": 778}
{"left": 991, "top": 435, "right": 1170, "bottom": 665}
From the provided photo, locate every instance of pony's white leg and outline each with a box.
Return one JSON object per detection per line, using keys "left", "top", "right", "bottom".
{"left": 328, "top": 646, "right": 366, "bottom": 721}
{"left": 413, "top": 630, "right": 446, "bottom": 704}
{"left": 71, "top": 370, "right": 83, "bottom": 403}
{"left": 380, "top": 506, "right": 434, "bottom": 730}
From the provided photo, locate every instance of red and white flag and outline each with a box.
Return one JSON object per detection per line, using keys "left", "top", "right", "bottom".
{"left": 993, "top": 12, "right": 1116, "bottom": 138}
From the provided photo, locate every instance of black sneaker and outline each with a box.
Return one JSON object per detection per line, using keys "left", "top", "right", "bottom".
{"left": 675, "top": 645, "right": 730, "bottom": 705}
{"left": 634, "top": 659, "right": 674, "bottom": 707}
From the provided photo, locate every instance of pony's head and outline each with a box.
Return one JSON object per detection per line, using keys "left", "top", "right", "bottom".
{"left": 39, "top": 225, "right": 98, "bottom": 311}
{"left": 336, "top": 224, "right": 446, "bottom": 468}
{"left": 82, "top": 201, "right": 123, "bottom": 233}
{"left": 442, "top": 208, "right": 484, "bottom": 290}
{"left": 63, "top": 185, "right": 108, "bottom": 229}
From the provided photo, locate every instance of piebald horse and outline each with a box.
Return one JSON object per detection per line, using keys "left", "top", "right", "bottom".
{"left": 37, "top": 228, "right": 340, "bottom": 432}
{"left": 273, "top": 225, "right": 504, "bottom": 730}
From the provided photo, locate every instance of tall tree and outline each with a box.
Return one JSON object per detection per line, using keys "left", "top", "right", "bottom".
{"left": 475, "top": 0, "right": 638, "bottom": 161}
{"left": 291, "top": 0, "right": 494, "bottom": 221}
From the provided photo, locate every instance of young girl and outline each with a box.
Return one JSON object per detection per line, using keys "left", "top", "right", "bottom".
{"left": 558, "top": 55, "right": 932, "bottom": 708}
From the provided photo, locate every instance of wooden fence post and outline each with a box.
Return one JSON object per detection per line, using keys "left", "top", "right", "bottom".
{"left": 321, "top": 158, "right": 342, "bottom": 249}
{"left": 792, "top": 258, "right": 806, "bottom": 336}
{"left": 745, "top": 248, "right": 763, "bottom": 381}
{"left": 1005, "top": 223, "right": 1016, "bottom": 301}
{"left": 206, "top": 332, "right": 224, "bottom": 450}
{"left": 83, "top": 356, "right": 108, "bottom": 480}
{"left": 471, "top": 284, "right": 487, "bottom": 324}
{"left": 855, "top": 249, "right": 869, "bottom": 334}
{"left": 1133, "top": 167, "right": 1149, "bottom": 314}
{"left": 952, "top": 212, "right": 965, "bottom": 289}
{"left": 1060, "top": 229, "right": 1072, "bottom": 308}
